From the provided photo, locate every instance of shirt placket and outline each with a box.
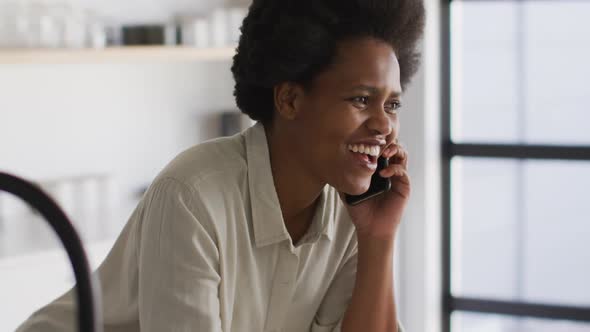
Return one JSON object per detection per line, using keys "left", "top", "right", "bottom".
{"left": 264, "top": 242, "right": 300, "bottom": 332}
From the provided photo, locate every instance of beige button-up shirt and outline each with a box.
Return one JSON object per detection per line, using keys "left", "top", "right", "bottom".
{"left": 17, "top": 122, "right": 404, "bottom": 332}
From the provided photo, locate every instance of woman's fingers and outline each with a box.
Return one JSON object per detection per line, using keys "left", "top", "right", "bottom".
{"left": 394, "top": 144, "right": 408, "bottom": 169}
{"left": 379, "top": 163, "right": 407, "bottom": 178}
{"left": 381, "top": 142, "right": 408, "bottom": 169}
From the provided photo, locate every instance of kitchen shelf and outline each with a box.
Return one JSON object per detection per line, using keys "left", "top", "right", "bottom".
{"left": 0, "top": 46, "right": 236, "bottom": 64}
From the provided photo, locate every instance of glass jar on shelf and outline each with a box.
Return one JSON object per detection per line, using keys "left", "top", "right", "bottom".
{"left": 0, "top": 0, "right": 33, "bottom": 48}
{"left": 0, "top": 0, "right": 109, "bottom": 49}
{"left": 57, "top": 0, "right": 87, "bottom": 48}
{"left": 0, "top": 1, "right": 17, "bottom": 48}
{"left": 31, "top": 0, "right": 61, "bottom": 48}
{"left": 84, "top": 9, "right": 106, "bottom": 49}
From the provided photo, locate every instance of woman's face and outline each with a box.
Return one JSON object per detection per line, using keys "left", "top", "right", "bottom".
{"left": 292, "top": 37, "right": 402, "bottom": 195}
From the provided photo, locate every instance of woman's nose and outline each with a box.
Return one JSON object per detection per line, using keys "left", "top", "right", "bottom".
{"left": 366, "top": 106, "right": 394, "bottom": 137}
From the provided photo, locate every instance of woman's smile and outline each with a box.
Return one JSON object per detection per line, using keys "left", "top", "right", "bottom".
{"left": 346, "top": 143, "right": 381, "bottom": 172}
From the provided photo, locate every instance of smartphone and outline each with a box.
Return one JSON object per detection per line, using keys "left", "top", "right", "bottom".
{"left": 344, "top": 156, "right": 392, "bottom": 206}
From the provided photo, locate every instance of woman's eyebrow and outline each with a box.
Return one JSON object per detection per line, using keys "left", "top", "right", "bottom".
{"left": 350, "top": 84, "right": 402, "bottom": 97}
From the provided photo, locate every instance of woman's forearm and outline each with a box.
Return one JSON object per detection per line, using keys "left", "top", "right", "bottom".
{"left": 341, "top": 232, "right": 398, "bottom": 332}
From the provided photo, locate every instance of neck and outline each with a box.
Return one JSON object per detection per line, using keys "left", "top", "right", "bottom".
{"left": 264, "top": 123, "right": 324, "bottom": 224}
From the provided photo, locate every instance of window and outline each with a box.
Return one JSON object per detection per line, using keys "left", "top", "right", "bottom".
{"left": 442, "top": 1, "right": 590, "bottom": 331}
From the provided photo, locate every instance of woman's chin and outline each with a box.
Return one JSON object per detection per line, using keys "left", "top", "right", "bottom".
{"left": 338, "top": 178, "right": 370, "bottom": 196}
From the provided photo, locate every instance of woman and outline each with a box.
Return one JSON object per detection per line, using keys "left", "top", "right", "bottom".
{"left": 17, "top": 0, "right": 424, "bottom": 331}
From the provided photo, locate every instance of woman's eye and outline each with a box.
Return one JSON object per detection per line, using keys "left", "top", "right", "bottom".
{"left": 385, "top": 101, "right": 402, "bottom": 114}
{"left": 350, "top": 96, "right": 369, "bottom": 107}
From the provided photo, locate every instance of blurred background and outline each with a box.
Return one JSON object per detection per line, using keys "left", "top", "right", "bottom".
{"left": 0, "top": 0, "right": 589, "bottom": 331}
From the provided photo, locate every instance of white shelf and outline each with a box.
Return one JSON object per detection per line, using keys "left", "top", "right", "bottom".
{"left": 0, "top": 46, "right": 236, "bottom": 64}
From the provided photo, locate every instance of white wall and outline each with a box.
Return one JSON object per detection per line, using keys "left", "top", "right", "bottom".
{"left": 396, "top": 0, "right": 442, "bottom": 331}
{"left": 0, "top": 60, "right": 236, "bottom": 214}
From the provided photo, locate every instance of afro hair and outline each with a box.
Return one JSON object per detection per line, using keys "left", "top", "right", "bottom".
{"left": 231, "top": 0, "right": 425, "bottom": 124}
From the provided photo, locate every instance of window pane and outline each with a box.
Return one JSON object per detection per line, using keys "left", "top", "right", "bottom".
{"left": 451, "top": 1, "right": 590, "bottom": 145}
{"left": 451, "top": 158, "right": 590, "bottom": 306}
{"left": 452, "top": 311, "right": 590, "bottom": 332}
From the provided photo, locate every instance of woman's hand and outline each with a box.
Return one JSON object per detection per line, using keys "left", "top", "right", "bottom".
{"left": 339, "top": 141, "right": 411, "bottom": 240}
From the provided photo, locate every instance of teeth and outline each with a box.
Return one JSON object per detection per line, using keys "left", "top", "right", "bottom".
{"left": 348, "top": 144, "right": 380, "bottom": 157}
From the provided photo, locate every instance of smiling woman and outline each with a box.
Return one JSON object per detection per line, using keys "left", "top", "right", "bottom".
{"left": 265, "top": 38, "right": 404, "bottom": 198}
{"left": 15, "top": 1, "right": 424, "bottom": 331}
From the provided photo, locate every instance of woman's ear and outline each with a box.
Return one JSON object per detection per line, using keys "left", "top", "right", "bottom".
{"left": 273, "top": 82, "right": 304, "bottom": 121}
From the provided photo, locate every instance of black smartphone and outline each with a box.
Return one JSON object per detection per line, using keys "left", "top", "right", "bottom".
{"left": 344, "top": 156, "right": 392, "bottom": 206}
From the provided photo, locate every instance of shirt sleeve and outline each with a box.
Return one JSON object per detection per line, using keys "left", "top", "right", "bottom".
{"left": 310, "top": 237, "right": 405, "bottom": 332}
{"left": 138, "top": 177, "right": 222, "bottom": 332}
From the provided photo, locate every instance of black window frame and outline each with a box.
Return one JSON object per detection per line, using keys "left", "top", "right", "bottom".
{"left": 440, "top": 0, "right": 590, "bottom": 331}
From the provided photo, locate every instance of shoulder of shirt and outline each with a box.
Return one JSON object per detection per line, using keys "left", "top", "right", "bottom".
{"left": 150, "top": 131, "right": 248, "bottom": 191}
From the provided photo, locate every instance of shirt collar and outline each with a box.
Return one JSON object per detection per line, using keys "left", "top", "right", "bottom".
{"left": 244, "top": 122, "right": 335, "bottom": 248}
